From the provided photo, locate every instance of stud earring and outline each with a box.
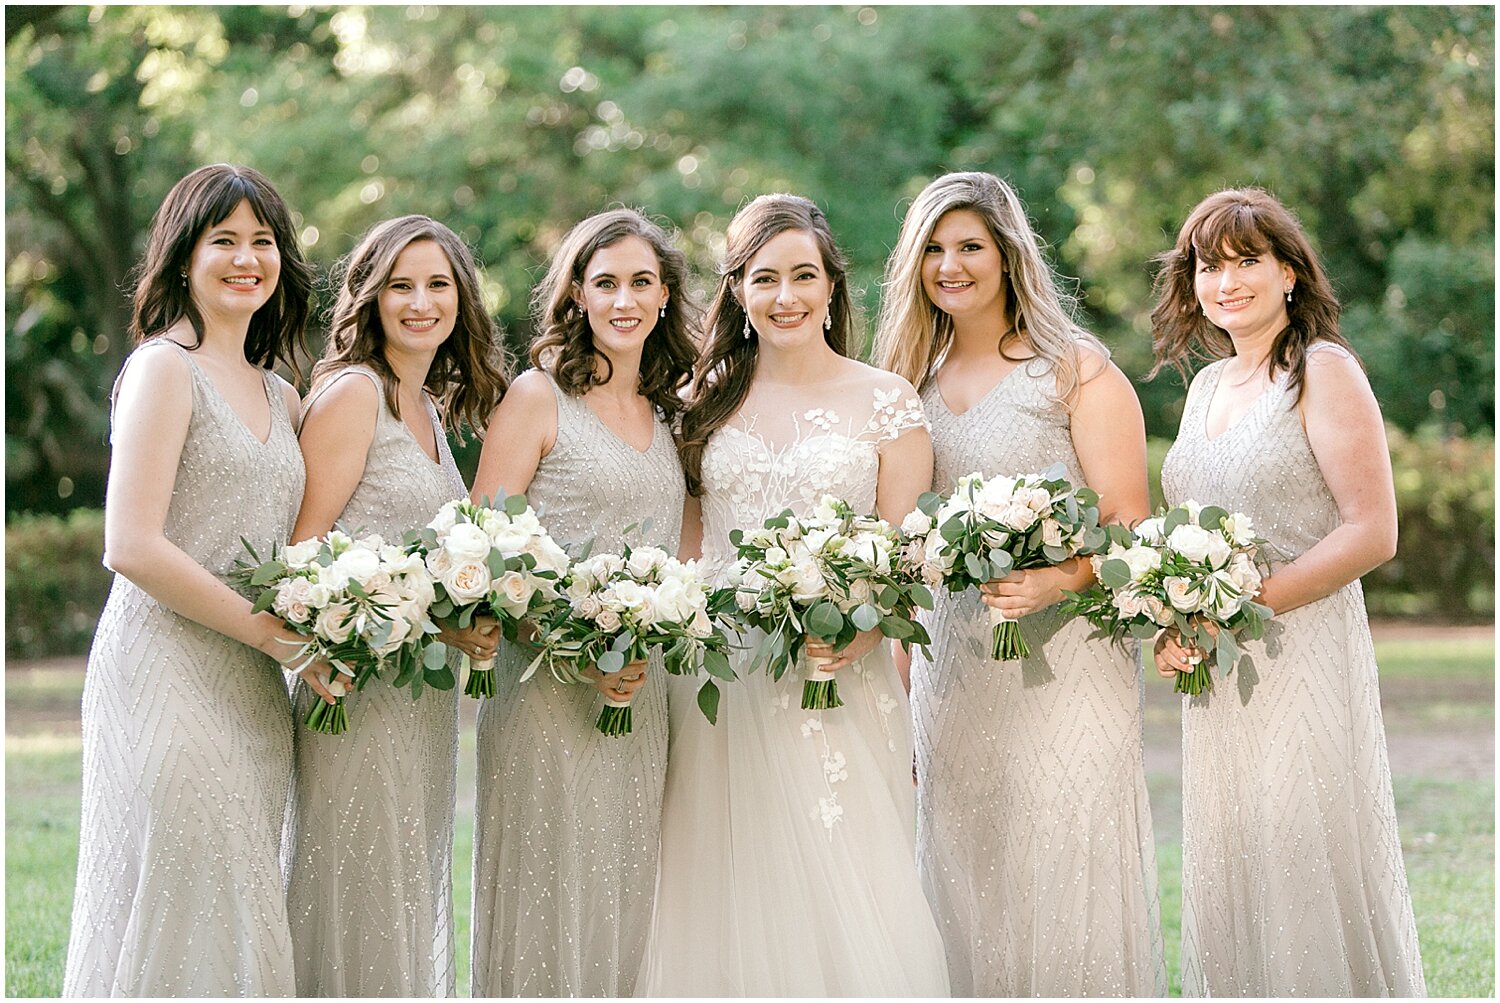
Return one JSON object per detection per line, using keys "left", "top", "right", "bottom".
{"left": 743, "top": 317, "right": 752, "bottom": 340}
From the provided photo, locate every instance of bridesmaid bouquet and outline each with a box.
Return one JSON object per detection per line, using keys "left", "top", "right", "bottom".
{"left": 405, "top": 494, "right": 569, "bottom": 699}
{"left": 725, "top": 495, "right": 933, "bottom": 711}
{"left": 524, "top": 544, "right": 736, "bottom": 735}
{"left": 1065, "top": 500, "right": 1273, "bottom": 695}
{"left": 231, "top": 530, "right": 445, "bottom": 734}
{"left": 901, "top": 464, "right": 1106, "bottom": 660}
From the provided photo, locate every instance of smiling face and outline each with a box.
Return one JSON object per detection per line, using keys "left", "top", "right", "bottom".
{"left": 1193, "top": 244, "right": 1295, "bottom": 341}
{"left": 920, "top": 208, "right": 1007, "bottom": 325}
{"left": 377, "top": 239, "right": 459, "bottom": 360}
{"left": 575, "top": 235, "right": 669, "bottom": 361}
{"left": 186, "top": 198, "right": 281, "bottom": 322}
{"left": 740, "top": 228, "right": 832, "bottom": 352}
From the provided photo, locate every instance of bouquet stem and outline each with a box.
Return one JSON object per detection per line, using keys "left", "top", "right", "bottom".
{"left": 802, "top": 663, "right": 843, "bottom": 711}
{"left": 989, "top": 608, "right": 1030, "bottom": 661}
{"left": 1175, "top": 659, "right": 1213, "bottom": 696}
{"left": 596, "top": 697, "right": 634, "bottom": 737}
{"left": 304, "top": 695, "right": 348, "bottom": 735}
{"left": 464, "top": 654, "right": 496, "bottom": 699}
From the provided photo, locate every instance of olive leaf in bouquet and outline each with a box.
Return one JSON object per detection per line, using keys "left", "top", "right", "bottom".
{"left": 901, "top": 463, "right": 1107, "bottom": 661}
{"left": 1065, "top": 500, "right": 1273, "bottom": 695}
{"left": 725, "top": 495, "right": 933, "bottom": 711}
{"left": 230, "top": 529, "right": 445, "bottom": 735}
{"left": 405, "top": 493, "right": 569, "bottom": 699}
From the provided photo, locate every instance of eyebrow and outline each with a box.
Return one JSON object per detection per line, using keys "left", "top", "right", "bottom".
{"left": 386, "top": 270, "right": 454, "bottom": 282}
{"left": 206, "top": 225, "right": 274, "bottom": 238}
{"left": 588, "top": 267, "right": 659, "bottom": 280}
{"left": 750, "top": 261, "right": 821, "bottom": 276}
{"left": 930, "top": 233, "right": 989, "bottom": 244}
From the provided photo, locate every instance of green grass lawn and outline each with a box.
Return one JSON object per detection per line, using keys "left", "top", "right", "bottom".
{"left": 8, "top": 633, "right": 1495, "bottom": 996}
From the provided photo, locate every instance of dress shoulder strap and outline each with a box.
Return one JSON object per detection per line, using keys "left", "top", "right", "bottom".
{"left": 300, "top": 363, "right": 386, "bottom": 423}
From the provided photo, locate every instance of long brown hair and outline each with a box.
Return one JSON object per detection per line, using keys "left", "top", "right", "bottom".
{"left": 678, "top": 193, "right": 854, "bottom": 496}
{"left": 129, "top": 163, "right": 314, "bottom": 372}
{"left": 528, "top": 208, "right": 698, "bottom": 422}
{"left": 873, "top": 171, "right": 1101, "bottom": 409}
{"left": 1149, "top": 187, "right": 1353, "bottom": 403}
{"left": 316, "top": 215, "right": 510, "bottom": 440}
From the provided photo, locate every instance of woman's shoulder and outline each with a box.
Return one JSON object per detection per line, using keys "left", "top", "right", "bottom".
{"left": 840, "top": 357, "right": 921, "bottom": 402}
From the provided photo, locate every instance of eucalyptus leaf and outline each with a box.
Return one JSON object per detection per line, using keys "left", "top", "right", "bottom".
{"left": 1199, "top": 505, "right": 1229, "bottom": 531}
{"left": 807, "top": 602, "right": 844, "bottom": 638}
{"left": 426, "top": 666, "right": 456, "bottom": 690}
{"left": 851, "top": 603, "right": 881, "bottom": 631}
{"left": 697, "top": 679, "right": 720, "bottom": 725}
{"left": 597, "top": 650, "right": 626, "bottom": 674}
{"left": 909, "top": 583, "right": 934, "bottom": 609}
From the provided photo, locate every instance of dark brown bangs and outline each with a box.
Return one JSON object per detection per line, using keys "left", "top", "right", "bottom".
{"left": 1189, "top": 201, "right": 1272, "bottom": 266}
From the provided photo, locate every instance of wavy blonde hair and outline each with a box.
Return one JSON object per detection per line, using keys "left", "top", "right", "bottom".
{"left": 873, "top": 171, "right": 1102, "bottom": 409}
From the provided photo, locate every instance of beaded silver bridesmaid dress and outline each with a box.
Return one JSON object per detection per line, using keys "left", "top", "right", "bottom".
{"left": 469, "top": 371, "right": 683, "bottom": 997}
{"left": 913, "top": 358, "right": 1167, "bottom": 996}
{"left": 63, "top": 339, "right": 304, "bottom": 996}
{"left": 283, "top": 364, "right": 466, "bottom": 996}
{"left": 1162, "top": 343, "right": 1425, "bottom": 996}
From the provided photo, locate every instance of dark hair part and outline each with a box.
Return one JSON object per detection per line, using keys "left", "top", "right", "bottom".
{"left": 315, "top": 215, "right": 510, "bottom": 441}
{"left": 1148, "top": 187, "right": 1354, "bottom": 404}
{"left": 129, "top": 164, "right": 314, "bottom": 373}
{"left": 679, "top": 193, "right": 854, "bottom": 496}
{"left": 528, "top": 208, "right": 699, "bottom": 425}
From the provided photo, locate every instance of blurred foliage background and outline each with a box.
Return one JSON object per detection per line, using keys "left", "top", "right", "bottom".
{"left": 6, "top": 6, "right": 1495, "bottom": 643}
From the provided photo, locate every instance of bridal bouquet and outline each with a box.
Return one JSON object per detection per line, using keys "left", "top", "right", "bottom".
{"left": 524, "top": 544, "right": 736, "bottom": 735}
{"left": 901, "top": 464, "right": 1106, "bottom": 660}
{"left": 725, "top": 495, "right": 933, "bottom": 711}
{"left": 405, "top": 494, "right": 569, "bottom": 698}
{"left": 231, "top": 530, "right": 445, "bottom": 734}
{"left": 1065, "top": 500, "right": 1272, "bottom": 695}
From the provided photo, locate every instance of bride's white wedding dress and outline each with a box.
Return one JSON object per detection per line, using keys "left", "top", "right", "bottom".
{"left": 639, "top": 372, "right": 951, "bottom": 997}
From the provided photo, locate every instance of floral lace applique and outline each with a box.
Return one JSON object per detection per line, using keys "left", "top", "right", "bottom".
{"left": 804, "top": 408, "right": 839, "bottom": 432}
{"left": 864, "top": 388, "right": 927, "bottom": 445}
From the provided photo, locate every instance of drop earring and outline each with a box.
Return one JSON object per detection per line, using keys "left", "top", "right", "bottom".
{"left": 823, "top": 311, "right": 832, "bottom": 331}
{"left": 743, "top": 316, "right": 752, "bottom": 340}
{"left": 1285, "top": 287, "right": 1293, "bottom": 303}
{"left": 660, "top": 304, "right": 667, "bottom": 318}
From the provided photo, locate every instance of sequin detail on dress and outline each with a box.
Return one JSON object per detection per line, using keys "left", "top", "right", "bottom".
{"left": 1162, "top": 343, "right": 1425, "bottom": 996}
{"left": 470, "top": 371, "right": 684, "bottom": 997}
{"left": 63, "top": 339, "right": 304, "bottom": 996}
{"left": 915, "top": 359, "right": 1167, "bottom": 996}
{"left": 283, "top": 364, "right": 467, "bottom": 996}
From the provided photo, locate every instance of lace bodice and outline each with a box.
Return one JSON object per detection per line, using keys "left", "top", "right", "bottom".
{"left": 698, "top": 378, "right": 926, "bottom": 578}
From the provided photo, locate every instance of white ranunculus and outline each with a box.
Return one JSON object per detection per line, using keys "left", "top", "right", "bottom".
{"left": 1164, "top": 575, "right": 1203, "bottom": 613}
{"left": 487, "top": 523, "right": 532, "bottom": 555}
{"left": 491, "top": 571, "right": 535, "bottom": 614}
{"left": 653, "top": 577, "right": 691, "bottom": 623}
{"left": 442, "top": 561, "right": 492, "bottom": 604}
{"left": 1118, "top": 544, "right": 1163, "bottom": 581}
{"left": 595, "top": 608, "right": 622, "bottom": 633}
{"left": 444, "top": 522, "right": 493, "bottom": 562}
{"left": 1223, "top": 512, "right": 1257, "bottom": 547}
{"left": 765, "top": 546, "right": 789, "bottom": 567}
{"left": 1167, "top": 523, "right": 1217, "bottom": 565}
{"left": 331, "top": 546, "right": 381, "bottom": 585}
{"left": 315, "top": 602, "right": 356, "bottom": 644}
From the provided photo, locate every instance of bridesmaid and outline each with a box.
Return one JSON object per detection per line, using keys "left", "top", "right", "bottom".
{"left": 468, "top": 208, "right": 696, "bottom": 997}
{"left": 1151, "top": 188, "right": 1425, "bottom": 996}
{"left": 63, "top": 164, "right": 326, "bottom": 996}
{"left": 283, "top": 215, "right": 509, "bottom": 995}
{"left": 873, "top": 171, "right": 1166, "bottom": 996}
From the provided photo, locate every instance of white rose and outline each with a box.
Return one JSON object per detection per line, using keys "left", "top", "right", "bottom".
{"left": 315, "top": 602, "right": 356, "bottom": 644}
{"left": 375, "top": 612, "right": 413, "bottom": 654}
{"left": 627, "top": 546, "right": 670, "bottom": 580}
{"left": 1164, "top": 575, "right": 1203, "bottom": 613}
{"left": 900, "top": 509, "right": 934, "bottom": 537}
{"left": 441, "top": 561, "right": 493, "bottom": 604}
{"left": 427, "top": 501, "right": 460, "bottom": 533}
{"left": 1119, "top": 544, "right": 1163, "bottom": 581}
{"left": 847, "top": 577, "right": 873, "bottom": 606}
{"left": 789, "top": 560, "right": 829, "bottom": 603}
{"left": 1204, "top": 532, "right": 1233, "bottom": 570}
{"left": 811, "top": 496, "right": 842, "bottom": 522}
{"left": 595, "top": 608, "right": 622, "bottom": 633}
{"left": 331, "top": 546, "right": 381, "bottom": 585}
{"left": 576, "top": 593, "right": 604, "bottom": 620}
{"left": 1025, "top": 486, "right": 1053, "bottom": 512}
{"left": 491, "top": 571, "right": 535, "bottom": 615}
{"left": 488, "top": 523, "right": 532, "bottom": 555}
{"left": 444, "top": 522, "right": 493, "bottom": 562}
{"left": 765, "top": 546, "right": 789, "bottom": 567}
{"left": 1141, "top": 594, "right": 1173, "bottom": 626}
{"left": 273, "top": 577, "right": 315, "bottom": 623}
{"left": 734, "top": 588, "right": 758, "bottom": 612}
{"left": 283, "top": 539, "right": 322, "bottom": 567}
{"left": 921, "top": 559, "right": 946, "bottom": 587}
{"left": 565, "top": 576, "right": 595, "bottom": 601}
{"left": 1167, "top": 523, "right": 1216, "bottom": 565}
{"left": 425, "top": 546, "right": 454, "bottom": 579}
{"left": 1228, "top": 553, "right": 1262, "bottom": 595}
{"left": 1041, "top": 518, "right": 1065, "bottom": 548}
{"left": 400, "top": 572, "right": 435, "bottom": 608}
{"left": 530, "top": 537, "right": 570, "bottom": 577}
{"left": 1134, "top": 517, "right": 1166, "bottom": 544}
{"left": 802, "top": 527, "right": 835, "bottom": 556}
{"left": 356, "top": 533, "right": 385, "bottom": 552}
{"left": 1113, "top": 591, "right": 1146, "bottom": 619}
{"left": 653, "top": 577, "right": 691, "bottom": 623}
{"left": 1000, "top": 503, "right": 1039, "bottom": 533}
{"left": 306, "top": 581, "right": 333, "bottom": 609}
{"left": 592, "top": 553, "right": 626, "bottom": 580}
{"left": 1223, "top": 512, "right": 1257, "bottom": 547}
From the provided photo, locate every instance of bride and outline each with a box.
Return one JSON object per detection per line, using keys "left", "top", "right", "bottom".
{"left": 640, "top": 194, "right": 950, "bottom": 996}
